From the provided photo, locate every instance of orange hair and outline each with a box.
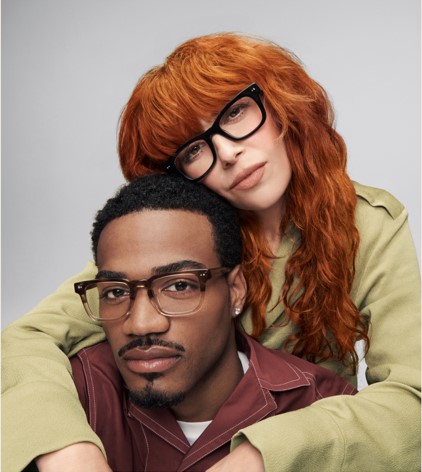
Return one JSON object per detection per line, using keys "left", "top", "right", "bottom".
{"left": 118, "top": 33, "right": 369, "bottom": 371}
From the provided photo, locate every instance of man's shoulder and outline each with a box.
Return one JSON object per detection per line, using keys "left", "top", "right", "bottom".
{"left": 70, "top": 341, "right": 114, "bottom": 365}
{"left": 244, "top": 334, "right": 356, "bottom": 396}
{"left": 70, "top": 341, "right": 121, "bottom": 386}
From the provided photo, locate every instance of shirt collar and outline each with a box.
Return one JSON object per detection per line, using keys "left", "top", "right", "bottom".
{"left": 236, "top": 329, "right": 311, "bottom": 392}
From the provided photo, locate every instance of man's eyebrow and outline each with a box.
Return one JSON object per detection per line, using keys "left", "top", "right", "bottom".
{"left": 96, "top": 270, "right": 126, "bottom": 280}
{"left": 95, "top": 261, "right": 207, "bottom": 280}
{"left": 152, "top": 260, "right": 207, "bottom": 275}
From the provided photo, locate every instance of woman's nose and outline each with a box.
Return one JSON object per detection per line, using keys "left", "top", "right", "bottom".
{"left": 212, "top": 135, "right": 243, "bottom": 168}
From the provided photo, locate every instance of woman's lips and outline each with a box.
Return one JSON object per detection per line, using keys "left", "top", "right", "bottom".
{"left": 123, "top": 347, "right": 182, "bottom": 374}
{"left": 230, "top": 163, "right": 266, "bottom": 190}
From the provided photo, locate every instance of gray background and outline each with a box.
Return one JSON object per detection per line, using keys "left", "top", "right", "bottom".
{"left": 3, "top": 0, "right": 421, "bottom": 331}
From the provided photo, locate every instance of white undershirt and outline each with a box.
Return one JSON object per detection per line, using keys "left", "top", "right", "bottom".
{"left": 177, "top": 351, "right": 249, "bottom": 445}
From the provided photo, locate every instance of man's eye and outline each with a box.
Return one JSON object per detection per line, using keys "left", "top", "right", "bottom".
{"left": 161, "top": 279, "right": 200, "bottom": 296}
{"left": 102, "top": 288, "right": 129, "bottom": 300}
{"left": 165, "top": 281, "right": 196, "bottom": 291}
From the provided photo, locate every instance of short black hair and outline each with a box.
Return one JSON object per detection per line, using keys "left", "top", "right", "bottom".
{"left": 91, "top": 174, "right": 242, "bottom": 268}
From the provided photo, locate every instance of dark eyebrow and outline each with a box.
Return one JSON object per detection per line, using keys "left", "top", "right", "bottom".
{"left": 152, "top": 260, "right": 207, "bottom": 275}
{"left": 96, "top": 270, "right": 126, "bottom": 280}
{"left": 96, "top": 261, "right": 206, "bottom": 280}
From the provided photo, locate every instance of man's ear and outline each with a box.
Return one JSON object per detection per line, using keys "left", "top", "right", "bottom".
{"left": 227, "top": 265, "right": 247, "bottom": 318}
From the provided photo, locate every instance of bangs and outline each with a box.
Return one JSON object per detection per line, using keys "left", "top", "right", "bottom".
{"left": 119, "top": 32, "right": 314, "bottom": 181}
{"left": 138, "top": 73, "right": 255, "bottom": 160}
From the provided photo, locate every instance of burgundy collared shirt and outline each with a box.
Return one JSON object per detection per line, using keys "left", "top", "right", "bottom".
{"left": 71, "top": 332, "right": 356, "bottom": 471}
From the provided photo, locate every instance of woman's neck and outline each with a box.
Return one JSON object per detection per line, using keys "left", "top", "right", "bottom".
{"left": 254, "top": 200, "right": 285, "bottom": 256}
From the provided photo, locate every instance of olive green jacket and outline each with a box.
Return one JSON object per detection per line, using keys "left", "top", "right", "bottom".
{"left": 2, "top": 183, "right": 421, "bottom": 471}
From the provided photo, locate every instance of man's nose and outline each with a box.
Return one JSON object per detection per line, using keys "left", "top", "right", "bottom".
{"left": 122, "top": 289, "right": 170, "bottom": 337}
{"left": 212, "top": 134, "right": 243, "bottom": 168}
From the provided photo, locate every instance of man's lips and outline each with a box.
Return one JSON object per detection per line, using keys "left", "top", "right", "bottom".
{"left": 123, "top": 347, "right": 182, "bottom": 374}
{"left": 230, "top": 163, "right": 266, "bottom": 190}
{"left": 123, "top": 346, "right": 181, "bottom": 361}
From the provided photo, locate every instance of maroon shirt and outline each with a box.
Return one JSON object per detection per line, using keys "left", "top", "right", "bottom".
{"left": 71, "top": 332, "right": 356, "bottom": 471}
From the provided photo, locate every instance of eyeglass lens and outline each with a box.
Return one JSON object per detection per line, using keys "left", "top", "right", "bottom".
{"left": 84, "top": 273, "right": 204, "bottom": 320}
{"left": 174, "top": 95, "right": 263, "bottom": 180}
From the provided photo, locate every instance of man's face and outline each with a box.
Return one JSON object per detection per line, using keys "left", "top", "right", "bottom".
{"left": 96, "top": 209, "right": 246, "bottom": 421}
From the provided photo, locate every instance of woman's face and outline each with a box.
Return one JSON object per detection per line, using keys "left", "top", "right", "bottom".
{"left": 200, "top": 106, "right": 292, "bottom": 215}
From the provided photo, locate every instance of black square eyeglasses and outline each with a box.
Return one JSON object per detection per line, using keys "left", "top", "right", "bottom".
{"left": 166, "top": 83, "right": 266, "bottom": 182}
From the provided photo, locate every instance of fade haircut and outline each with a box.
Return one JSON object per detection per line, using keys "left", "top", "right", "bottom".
{"left": 91, "top": 174, "right": 242, "bottom": 268}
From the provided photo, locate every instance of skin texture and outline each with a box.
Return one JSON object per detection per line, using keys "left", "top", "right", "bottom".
{"left": 201, "top": 104, "right": 292, "bottom": 217}
{"left": 97, "top": 209, "right": 247, "bottom": 422}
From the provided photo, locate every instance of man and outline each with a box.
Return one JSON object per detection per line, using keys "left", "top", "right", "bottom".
{"left": 71, "top": 174, "right": 356, "bottom": 471}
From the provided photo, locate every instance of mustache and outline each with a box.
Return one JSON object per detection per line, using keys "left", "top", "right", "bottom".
{"left": 118, "top": 336, "right": 185, "bottom": 358}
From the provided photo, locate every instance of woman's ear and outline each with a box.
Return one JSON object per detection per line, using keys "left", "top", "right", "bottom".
{"left": 227, "top": 265, "right": 247, "bottom": 318}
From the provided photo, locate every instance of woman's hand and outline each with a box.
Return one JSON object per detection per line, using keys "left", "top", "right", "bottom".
{"left": 207, "top": 441, "right": 265, "bottom": 471}
{"left": 35, "top": 442, "right": 112, "bottom": 472}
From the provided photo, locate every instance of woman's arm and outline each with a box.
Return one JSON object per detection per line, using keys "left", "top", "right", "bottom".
{"left": 35, "top": 443, "right": 112, "bottom": 472}
{"left": 229, "top": 190, "right": 421, "bottom": 471}
{"left": 2, "top": 261, "right": 107, "bottom": 472}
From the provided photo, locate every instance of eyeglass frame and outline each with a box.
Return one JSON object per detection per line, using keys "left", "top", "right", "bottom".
{"left": 74, "top": 267, "right": 232, "bottom": 321}
{"left": 165, "top": 83, "right": 267, "bottom": 182}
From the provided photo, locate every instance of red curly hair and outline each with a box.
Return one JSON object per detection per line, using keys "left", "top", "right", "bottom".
{"left": 118, "top": 33, "right": 369, "bottom": 371}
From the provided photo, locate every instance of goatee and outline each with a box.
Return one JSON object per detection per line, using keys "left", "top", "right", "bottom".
{"left": 129, "top": 384, "right": 186, "bottom": 409}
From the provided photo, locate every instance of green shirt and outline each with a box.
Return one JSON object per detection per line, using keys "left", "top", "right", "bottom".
{"left": 2, "top": 182, "right": 420, "bottom": 471}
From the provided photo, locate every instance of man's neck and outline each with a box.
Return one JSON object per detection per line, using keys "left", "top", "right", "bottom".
{"left": 170, "top": 341, "right": 244, "bottom": 422}
{"left": 175, "top": 351, "right": 249, "bottom": 445}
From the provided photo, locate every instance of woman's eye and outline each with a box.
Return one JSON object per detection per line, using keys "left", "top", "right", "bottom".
{"left": 228, "top": 105, "right": 243, "bottom": 119}
{"left": 224, "top": 102, "right": 249, "bottom": 123}
{"left": 181, "top": 141, "right": 205, "bottom": 164}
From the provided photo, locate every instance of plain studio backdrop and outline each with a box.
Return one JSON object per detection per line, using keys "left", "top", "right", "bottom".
{"left": 3, "top": 0, "right": 420, "bottom": 372}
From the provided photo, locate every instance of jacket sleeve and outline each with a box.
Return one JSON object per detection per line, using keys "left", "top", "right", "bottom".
{"left": 2, "top": 261, "right": 107, "bottom": 472}
{"left": 231, "top": 199, "right": 421, "bottom": 471}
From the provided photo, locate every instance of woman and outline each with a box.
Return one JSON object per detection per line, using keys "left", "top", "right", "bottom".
{"left": 3, "top": 33, "right": 420, "bottom": 472}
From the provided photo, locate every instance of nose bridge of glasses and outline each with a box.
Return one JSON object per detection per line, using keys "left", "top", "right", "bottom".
{"left": 201, "top": 119, "right": 228, "bottom": 148}
{"left": 127, "top": 280, "right": 165, "bottom": 325}
{"left": 129, "top": 280, "right": 155, "bottom": 300}
{"left": 124, "top": 283, "right": 170, "bottom": 336}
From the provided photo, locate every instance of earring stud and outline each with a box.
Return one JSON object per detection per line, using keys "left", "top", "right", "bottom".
{"left": 234, "top": 307, "right": 241, "bottom": 316}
